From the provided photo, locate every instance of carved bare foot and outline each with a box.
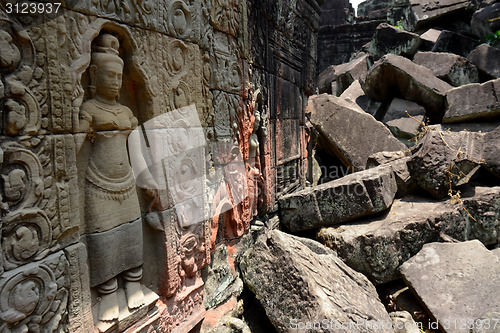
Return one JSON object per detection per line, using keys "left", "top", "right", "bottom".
{"left": 98, "top": 291, "right": 119, "bottom": 321}
{"left": 124, "top": 281, "right": 144, "bottom": 309}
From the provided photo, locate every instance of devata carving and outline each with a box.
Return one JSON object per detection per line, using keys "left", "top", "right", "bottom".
{"left": 78, "top": 33, "right": 148, "bottom": 328}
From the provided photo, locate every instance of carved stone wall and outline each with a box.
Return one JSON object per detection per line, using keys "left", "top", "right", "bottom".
{"left": 0, "top": 0, "right": 321, "bottom": 331}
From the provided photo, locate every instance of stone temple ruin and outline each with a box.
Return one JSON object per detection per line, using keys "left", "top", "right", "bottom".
{"left": 0, "top": 0, "right": 500, "bottom": 332}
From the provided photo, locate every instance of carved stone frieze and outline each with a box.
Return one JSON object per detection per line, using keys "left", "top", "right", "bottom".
{"left": 69, "top": 0, "right": 203, "bottom": 43}
{"left": 0, "top": 251, "right": 69, "bottom": 333}
{"left": 0, "top": 137, "right": 79, "bottom": 273}
{"left": 210, "top": 0, "right": 240, "bottom": 37}
{"left": 0, "top": 13, "right": 41, "bottom": 136}
{"left": 209, "top": 32, "right": 242, "bottom": 94}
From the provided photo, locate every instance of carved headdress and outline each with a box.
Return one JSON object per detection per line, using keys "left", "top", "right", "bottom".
{"left": 89, "top": 33, "right": 124, "bottom": 97}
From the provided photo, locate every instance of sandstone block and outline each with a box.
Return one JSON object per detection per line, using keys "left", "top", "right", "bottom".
{"left": 318, "top": 65, "right": 337, "bottom": 94}
{"left": 408, "top": 129, "right": 484, "bottom": 199}
{"left": 471, "top": 3, "right": 500, "bottom": 39}
{"left": 335, "top": 54, "right": 369, "bottom": 96}
{"left": 239, "top": 230, "right": 393, "bottom": 333}
{"left": 408, "top": 0, "right": 469, "bottom": 30}
{"left": 483, "top": 125, "right": 500, "bottom": 178}
{"left": 339, "top": 80, "right": 383, "bottom": 117}
{"left": 400, "top": 240, "right": 500, "bottom": 333}
{"left": 468, "top": 44, "right": 500, "bottom": 80}
{"left": 443, "top": 79, "right": 500, "bottom": 123}
{"left": 361, "top": 54, "right": 453, "bottom": 123}
{"left": 318, "top": 187, "right": 500, "bottom": 284}
{"left": 307, "top": 93, "right": 406, "bottom": 171}
{"left": 279, "top": 165, "right": 397, "bottom": 232}
{"left": 413, "top": 52, "right": 479, "bottom": 87}
{"left": 431, "top": 30, "right": 480, "bottom": 57}
{"left": 367, "top": 23, "right": 422, "bottom": 60}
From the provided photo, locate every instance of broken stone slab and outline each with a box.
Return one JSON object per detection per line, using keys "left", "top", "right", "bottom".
{"left": 318, "top": 65, "right": 337, "bottom": 94}
{"left": 367, "top": 23, "right": 422, "bottom": 60}
{"left": 389, "top": 312, "right": 420, "bottom": 333}
{"left": 383, "top": 98, "right": 426, "bottom": 123}
{"left": 339, "top": 80, "right": 383, "bottom": 117}
{"left": 419, "top": 28, "right": 442, "bottom": 50}
{"left": 361, "top": 54, "right": 453, "bottom": 123}
{"left": 239, "top": 230, "right": 393, "bottom": 333}
{"left": 471, "top": 3, "right": 500, "bottom": 39}
{"left": 317, "top": 56, "right": 369, "bottom": 96}
{"left": 408, "top": 128, "right": 484, "bottom": 199}
{"left": 279, "top": 165, "right": 397, "bottom": 232}
{"left": 441, "top": 122, "right": 500, "bottom": 133}
{"left": 307, "top": 93, "right": 407, "bottom": 171}
{"left": 383, "top": 99, "right": 426, "bottom": 143}
{"left": 431, "top": 30, "right": 481, "bottom": 57}
{"left": 468, "top": 44, "right": 500, "bottom": 80}
{"left": 413, "top": 52, "right": 479, "bottom": 87}
{"left": 335, "top": 54, "right": 369, "bottom": 96}
{"left": 443, "top": 78, "right": 500, "bottom": 123}
{"left": 367, "top": 151, "right": 417, "bottom": 198}
{"left": 317, "top": 186, "right": 500, "bottom": 284}
{"left": 400, "top": 240, "right": 500, "bottom": 333}
{"left": 483, "top": 125, "right": 500, "bottom": 179}
{"left": 408, "top": 0, "right": 470, "bottom": 30}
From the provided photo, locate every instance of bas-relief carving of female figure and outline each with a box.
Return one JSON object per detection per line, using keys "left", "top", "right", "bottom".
{"left": 78, "top": 33, "right": 145, "bottom": 326}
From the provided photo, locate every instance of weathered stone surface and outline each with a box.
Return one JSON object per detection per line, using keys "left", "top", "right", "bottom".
{"left": 408, "top": 129, "right": 484, "bottom": 199}
{"left": 400, "top": 240, "right": 500, "bottom": 333}
{"left": 340, "top": 80, "right": 383, "bottom": 117}
{"left": 471, "top": 3, "right": 500, "bottom": 39}
{"left": 367, "top": 23, "right": 422, "bottom": 60}
{"left": 335, "top": 54, "right": 369, "bottom": 96}
{"left": 384, "top": 98, "right": 426, "bottom": 123}
{"left": 320, "top": 0, "right": 355, "bottom": 27}
{"left": 318, "top": 186, "right": 500, "bottom": 284}
{"left": 492, "top": 248, "right": 500, "bottom": 260}
{"left": 239, "top": 230, "right": 393, "bottom": 333}
{"left": 468, "top": 44, "right": 500, "bottom": 80}
{"left": 279, "top": 165, "right": 397, "bottom": 232}
{"left": 419, "top": 28, "right": 442, "bottom": 50}
{"left": 483, "top": 125, "right": 500, "bottom": 178}
{"left": 361, "top": 54, "right": 453, "bottom": 123}
{"left": 358, "top": 0, "right": 395, "bottom": 20}
{"left": 413, "top": 52, "right": 479, "bottom": 87}
{"left": 443, "top": 79, "right": 500, "bottom": 123}
{"left": 307, "top": 94, "right": 406, "bottom": 171}
{"left": 408, "top": 0, "right": 470, "bottom": 30}
{"left": 441, "top": 122, "right": 500, "bottom": 133}
{"left": 318, "top": 65, "right": 337, "bottom": 94}
{"left": 432, "top": 30, "right": 481, "bottom": 57}
{"left": 366, "top": 151, "right": 417, "bottom": 197}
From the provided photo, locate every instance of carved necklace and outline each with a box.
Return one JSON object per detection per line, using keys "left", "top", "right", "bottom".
{"left": 90, "top": 98, "right": 124, "bottom": 116}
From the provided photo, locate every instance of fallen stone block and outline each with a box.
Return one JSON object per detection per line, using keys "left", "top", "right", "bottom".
{"left": 408, "top": 129, "right": 484, "bottom": 199}
{"left": 400, "top": 240, "right": 500, "bottom": 333}
{"left": 279, "top": 165, "right": 397, "bottom": 232}
{"left": 441, "top": 122, "right": 500, "bottom": 133}
{"left": 431, "top": 30, "right": 480, "bottom": 57}
{"left": 419, "top": 28, "right": 442, "bottom": 50}
{"left": 317, "top": 186, "right": 500, "bottom": 284}
{"left": 468, "top": 44, "right": 500, "bottom": 80}
{"left": 361, "top": 54, "right": 453, "bottom": 123}
{"left": 413, "top": 52, "right": 479, "bottom": 87}
{"left": 367, "top": 23, "right": 422, "bottom": 60}
{"left": 408, "top": 0, "right": 469, "bottom": 30}
{"left": 307, "top": 93, "right": 406, "bottom": 171}
{"left": 318, "top": 65, "right": 337, "bottom": 94}
{"left": 335, "top": 54, "right": 369, "bottom": 96}
{"left": 483, "top": 125, "right": 500, "bottom": 178}
{"left": 383, "top": 99, "right": 426, "bottom": 144}
{"left": 471, "top": 3, "right": 500, "bottom": 39}
{"left": 492, "top": 248, "right": 500, "bottom": 260}
{"left": 366, "top": 151, "right": 417, "bottom": 197}
{"left": 443, "top": 78, "right": 500, "bottom": 123}
{"left": 339, "top": 80, "right": 383, "bottom": 117}
{"left": 239, "top": 230, "right": 393, "bottom": 333}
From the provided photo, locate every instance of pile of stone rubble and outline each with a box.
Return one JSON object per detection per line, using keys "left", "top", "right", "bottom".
{"left": 227, "top": 1, "right": 500, "bottom": 333}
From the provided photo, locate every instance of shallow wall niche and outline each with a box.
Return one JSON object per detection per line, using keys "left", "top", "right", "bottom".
{"left": 74, "top": 22, "right": 161, "bottom": 332}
